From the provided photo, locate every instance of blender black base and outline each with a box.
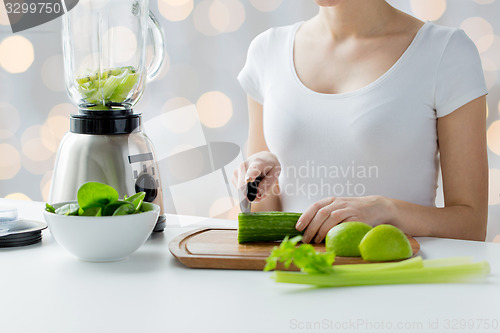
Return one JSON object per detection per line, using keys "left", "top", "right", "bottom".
{"left": 153, "top": 215, "right": 166, "bottom": 232}
{"left": 71, "top": 109, "right": 141, "bottom": 135}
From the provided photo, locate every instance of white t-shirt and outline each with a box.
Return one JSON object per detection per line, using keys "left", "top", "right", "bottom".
{"left": 238, "top": 21, "right": 487, "bottom": 212}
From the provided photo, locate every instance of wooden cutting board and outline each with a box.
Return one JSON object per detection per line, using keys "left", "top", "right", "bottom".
{"left": 169, "top": 227, "right": 420, "bottom": 271}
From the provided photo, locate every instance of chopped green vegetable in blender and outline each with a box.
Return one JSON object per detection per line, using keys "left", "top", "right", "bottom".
{"left": 76, "top": 66, "right": 139, "bottom": 106}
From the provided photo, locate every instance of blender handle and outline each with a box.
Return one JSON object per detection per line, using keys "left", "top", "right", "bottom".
{"left": 146, "top": 10, "right": 166, "bottom": 82}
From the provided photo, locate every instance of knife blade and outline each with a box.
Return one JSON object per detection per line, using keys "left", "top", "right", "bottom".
{"left": 238, "top": 176, "right": 263, "bottom": 213}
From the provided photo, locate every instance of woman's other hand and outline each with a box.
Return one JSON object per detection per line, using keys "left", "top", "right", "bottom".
{"left": 232, "top": 151, "right": 281, "bottom": 203}
{"left": 296, "top": 196, "right": 392, "bottom": 243}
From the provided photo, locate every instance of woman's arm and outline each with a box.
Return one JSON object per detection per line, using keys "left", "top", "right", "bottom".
{"left": 297, "top": 96, "right": 488, "bottom": 242}
{"left": 234, "top": 96, "right": 282, "bottom": 212}
{"left": 387, "top": 95, "right": 488, "bottom": 240}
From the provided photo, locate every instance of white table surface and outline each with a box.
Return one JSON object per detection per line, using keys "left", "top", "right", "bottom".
{"left": 1, "top": 199, "right": 499, "bottom": 333}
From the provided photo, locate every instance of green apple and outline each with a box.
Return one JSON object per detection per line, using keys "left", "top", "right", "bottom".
{"left": 325, "top": 221, "right": 373, "bottom": 257}
{"left": 359, "top": 224, "right": 412, "bottom": 261}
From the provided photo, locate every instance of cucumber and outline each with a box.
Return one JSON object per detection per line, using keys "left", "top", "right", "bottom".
{"left": 238, "top": 212, "right": 303, "bottom": 244}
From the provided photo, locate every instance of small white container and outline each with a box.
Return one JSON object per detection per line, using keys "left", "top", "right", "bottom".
{"left": 43, "top": 201, "right": 160, "bottom": 262}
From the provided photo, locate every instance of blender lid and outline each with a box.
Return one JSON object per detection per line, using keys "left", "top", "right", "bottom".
{"left": 0, "top": 219, "right": 47, "bottom": 248}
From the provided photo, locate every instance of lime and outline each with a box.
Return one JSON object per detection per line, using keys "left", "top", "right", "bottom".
{"left": 325, "top": 221, "right": 373, "bottom": 257}
{"left": 359, "top": 224, "right": 412, "bottom": 261}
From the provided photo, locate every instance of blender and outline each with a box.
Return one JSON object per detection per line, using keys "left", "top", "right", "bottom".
{"left": 49, "top": 0, "right": 167, "bottom": 231}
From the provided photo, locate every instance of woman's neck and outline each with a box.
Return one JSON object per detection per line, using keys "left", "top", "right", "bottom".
{"left": 314, "top": 0, "right": 397, "bottom": 40}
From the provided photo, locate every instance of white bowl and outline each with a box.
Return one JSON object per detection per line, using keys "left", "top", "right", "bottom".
{"left": 43, "top": 201, "right": 160, "bottom": 262}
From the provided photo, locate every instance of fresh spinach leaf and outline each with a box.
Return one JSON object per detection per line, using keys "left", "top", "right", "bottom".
{"left": 124, "top": 192, "right": 146, "bottom": 212}
{"left": 55, "top": 203, "right": 80, "bottom": 216}
{"left": 102, "top": 200, "right": 135, "bottom": 216}
{"left": 139, "top": 202, "right": 155, "bottom": 213}
{"left": 45, "top": 203, "right": 56, "bottom": 213}
{"left": 80, "top": 206, "right": 102, "bottom": 216}
{"left": 112, "top": 203, "right": 136, "bottom": 216}
{"left": 77, "top": 182, "right": 119, "bottom": 209}
{"left": 46, "top": 183, "right": 150, "bottom": 217}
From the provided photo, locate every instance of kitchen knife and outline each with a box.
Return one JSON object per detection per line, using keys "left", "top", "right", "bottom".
{"left": 239, "top": 176, "right": 263, "bottom": 213}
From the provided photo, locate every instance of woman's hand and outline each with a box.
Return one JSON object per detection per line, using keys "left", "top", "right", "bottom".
{"left": 296, "top": 196, "right": 392, "bottom": 244}
{"left": 232, "top": 151, "right": 281, "bottom": 203}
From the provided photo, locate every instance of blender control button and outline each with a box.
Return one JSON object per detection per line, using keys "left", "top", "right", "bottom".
{"left": 152, "top": 167, "right": 155, "bottom": 175}
{"left": 135, "top": 174, "right": 157, "bottom": 202}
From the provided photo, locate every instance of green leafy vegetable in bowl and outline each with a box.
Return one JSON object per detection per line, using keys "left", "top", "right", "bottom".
{"left": 46, "top": 182, "right": 147, "bottom": 217}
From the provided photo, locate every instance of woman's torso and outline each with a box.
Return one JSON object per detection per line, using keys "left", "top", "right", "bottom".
{"left": 237, "top": 19, "right": 487, "bottom": 213}
{"left": 264, "top": 22, "right": 443, "bottom": 212}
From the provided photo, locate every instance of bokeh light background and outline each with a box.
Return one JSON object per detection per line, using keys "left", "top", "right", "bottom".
{"left": 0, "top": 0, "right": 499, "bottom": 241}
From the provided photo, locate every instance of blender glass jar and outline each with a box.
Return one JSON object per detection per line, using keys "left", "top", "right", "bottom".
{"left": 62, "top": 0, "right": 164, "bottom": 110}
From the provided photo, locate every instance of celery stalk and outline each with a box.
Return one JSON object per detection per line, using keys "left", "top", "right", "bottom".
{"left": 272, "top": 261, "right": 490, "bottom": 287}
{"left": 333, "top": 256, "right": 423, "bottom": 272}
{"left": 422, "top": 256, "right": 473, "bottom": 267}
{"left": 101, "top": 73, "right": 125, "bottom": 99}
{"left": 334, "top": 256, "right": 473, "bottom": 273}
